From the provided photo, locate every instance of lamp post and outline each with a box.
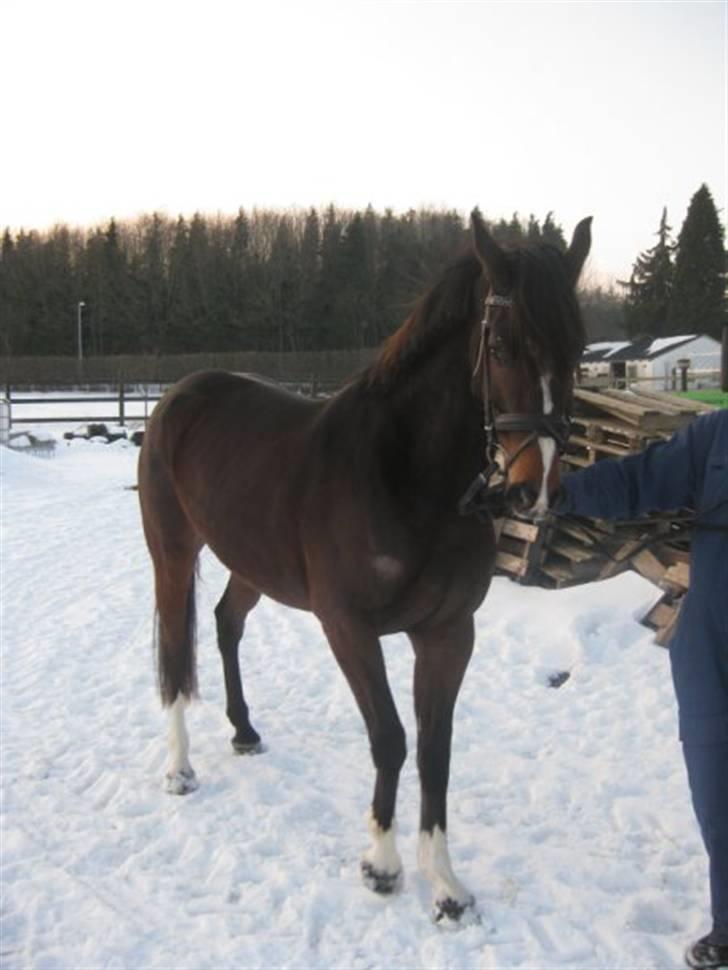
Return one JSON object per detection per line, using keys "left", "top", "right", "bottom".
{"left": 77, "top": 301, "right": 86, "bottom": 362}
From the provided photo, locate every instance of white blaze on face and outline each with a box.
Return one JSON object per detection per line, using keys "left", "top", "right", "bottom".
{"left": 533, "top": 374, "right": 556, "bottom": 517}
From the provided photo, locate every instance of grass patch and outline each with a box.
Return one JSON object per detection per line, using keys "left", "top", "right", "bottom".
{"left": 677, "top": 389, "right": 728, "bottom": 408}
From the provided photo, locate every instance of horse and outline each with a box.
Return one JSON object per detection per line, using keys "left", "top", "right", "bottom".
{"left": 137, "top": 210, "right": 591, "bottom": 924}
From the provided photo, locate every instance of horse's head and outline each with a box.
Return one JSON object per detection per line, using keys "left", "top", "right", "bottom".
{"left": 470, "top": 210, "right": 591, "bottom": 519}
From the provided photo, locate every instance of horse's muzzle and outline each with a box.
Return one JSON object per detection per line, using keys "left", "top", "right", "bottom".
{"left": 504, "top": 482, "right": 539, "bottom": 515}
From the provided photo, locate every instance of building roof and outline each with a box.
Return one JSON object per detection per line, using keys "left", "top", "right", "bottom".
{"left": 581, "top": 341, "right": 631, "bottom": 363}
{"left": 583, "top": 334, "right": 704, "bottom": 364}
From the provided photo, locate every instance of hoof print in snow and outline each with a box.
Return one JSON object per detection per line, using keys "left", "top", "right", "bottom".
{"left": 360, "top": 860, "right": 402, "bottom": 895}
{"left": 165, "top": 768, "right": 199, "bottom": 795}
{"left": 547, "top": 670, "right": 571, "bottom": 689}
{"left": 433, "top": 895, "right": 479, "bottom": 927}
{"left": 231, "top": 736, "right": 264, "bottom": 755}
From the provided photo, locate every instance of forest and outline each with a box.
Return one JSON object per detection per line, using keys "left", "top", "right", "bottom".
{"left": 1, "top": 185, "right": 724, "bottom": 360}
{"left": 1, "top": 206, "right": 624, "bottom": 358}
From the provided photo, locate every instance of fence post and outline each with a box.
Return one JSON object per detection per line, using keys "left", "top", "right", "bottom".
{"left": 118, "top": 382, "right": 125, "bottom": 426}
{"left": 676, "top": 358, "right": 690, "bottom": 393}
{"left": 722, "top": 324, "right": 728, "bottom": 393}
{"left": 0, "top": 396, "right": 10, "bottom": 444}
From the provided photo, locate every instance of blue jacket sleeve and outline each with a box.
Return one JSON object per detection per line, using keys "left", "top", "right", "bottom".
{"left": 556, "top": 412, "right": 717, "bottom": 520}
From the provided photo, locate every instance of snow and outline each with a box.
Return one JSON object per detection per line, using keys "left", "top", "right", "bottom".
{"left": 584, "top": 341, "right": 630, "bottom": 359}
{"left": 647, "top": 336, "right": 697, "bottom": 357}
{"left": 1, "top": 431, "right": 711, "bottom": 969}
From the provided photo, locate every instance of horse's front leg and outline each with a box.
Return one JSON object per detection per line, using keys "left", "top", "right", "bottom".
{"left": 410, "top": 615, "right": 476, "bottom": 924}
{"left": 320, "top": 613, "right": 407, "bottom": 894}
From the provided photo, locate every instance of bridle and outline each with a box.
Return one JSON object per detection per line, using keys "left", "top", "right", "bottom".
{"left": 458, "top": 292, "right": 572, "bottom": 518}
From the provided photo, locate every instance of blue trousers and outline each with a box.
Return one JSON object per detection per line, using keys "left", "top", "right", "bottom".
{"left": 683, "top": 741, "right": 728, "bottom": 930}
{"left": 670, "top": 596, "right": 728, "bottom": 931}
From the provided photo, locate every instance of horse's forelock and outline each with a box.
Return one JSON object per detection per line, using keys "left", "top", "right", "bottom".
{"left": 509, "top": 245, "right": 586, "bottom": 377}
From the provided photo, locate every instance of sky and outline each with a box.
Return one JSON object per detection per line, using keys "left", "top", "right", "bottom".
{"left": 2, "top": 0, "right": 726, "bottom": 284}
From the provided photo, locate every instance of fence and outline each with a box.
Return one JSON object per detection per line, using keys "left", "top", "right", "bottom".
{"left": 4, "top": 385, "right": 161, "bottom": 429}
{"left": 0, "top": 349, "right": 376, "bottom": 389}
{"left": 578, "top": 370, "right": 721, "bottom": 392}
{"left": 2, "top": 374, "right": 345, "bottom": 432}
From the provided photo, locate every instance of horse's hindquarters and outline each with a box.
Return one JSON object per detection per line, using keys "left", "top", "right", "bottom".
{"left": 148, "top": 372, "right": 318, "bottom": 611}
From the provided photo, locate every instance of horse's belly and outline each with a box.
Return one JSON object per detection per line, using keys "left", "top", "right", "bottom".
{"left": 180, "top": 494, "right": 310, "bottom": 610}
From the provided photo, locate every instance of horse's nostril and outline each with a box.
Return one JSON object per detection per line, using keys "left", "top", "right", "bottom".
{"left": 506, "top": 483, "right": 538, "bottom": 513}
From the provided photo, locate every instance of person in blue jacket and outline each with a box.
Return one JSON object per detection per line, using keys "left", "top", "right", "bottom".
{"left": 556, "top": 407, "right": 728, "bottom": 970}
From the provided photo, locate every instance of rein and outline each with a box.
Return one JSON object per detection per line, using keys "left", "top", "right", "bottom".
{"left": 459, "top": 293, "right": 572, "bottom": 519}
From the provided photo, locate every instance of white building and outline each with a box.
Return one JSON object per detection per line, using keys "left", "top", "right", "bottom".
{"left": 580, "top": 334, "right": 721, "bottom": 390}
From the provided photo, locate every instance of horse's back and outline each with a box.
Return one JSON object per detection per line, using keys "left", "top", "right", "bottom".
{"left": 143, "top": 370, "right": 321, "bottom": 467}
{"left": 155, "top": 370, "right": 318, "bottom": 432}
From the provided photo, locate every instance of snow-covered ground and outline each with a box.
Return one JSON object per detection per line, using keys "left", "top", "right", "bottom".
{"left": 1, "top": 431, "right": 711, "bottom": 969}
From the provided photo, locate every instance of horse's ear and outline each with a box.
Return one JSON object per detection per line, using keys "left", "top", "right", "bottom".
{"left": 566, "top": 217, "right": 592, "bottom": 285}
{"left": 471, "top": 209, "right": 511, "bottom": 293}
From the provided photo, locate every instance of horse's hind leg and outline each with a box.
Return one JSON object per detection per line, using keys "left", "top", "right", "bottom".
{"left": 215, "top": 577, "right": 262, "bottom": 754}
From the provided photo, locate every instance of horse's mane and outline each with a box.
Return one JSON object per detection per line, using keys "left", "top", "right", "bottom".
{"left": 368, "top": 242, "right": 586, "bottom": 386}
{"left": 367, "top": 254, "right": 483, "bottom": 385}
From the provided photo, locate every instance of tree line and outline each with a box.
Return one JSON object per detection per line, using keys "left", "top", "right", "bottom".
{"left": 1, "top": 205, "right": 626, "bottom": 359}
{"left": 620, "top": 183, "right": 726, "bottom": 340}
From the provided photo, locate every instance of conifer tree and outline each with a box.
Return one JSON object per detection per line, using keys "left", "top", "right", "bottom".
{"left": 299, "top": 208, "right": 320, "bottom": 348}
{"left": 667, "top": 184, "right": 727, "bottom": 338}
{"left": 140, "top": 213, "right": 168, "bottom": 354}
{"left": 313, "top": 205, "right": 343, "bottom": 348}
{"left": 541, "top": 212, "right": 566, "bottom": 251}
{"left": 268, "top": 215, "right": 300, "bottom": 352}
{"left": 526, "top": 215, "right": 541, "bottom": 244}
{"left": 621, "top": 208, "right": 675, "bottom": 337}
{"left": 0, "top": 229, "right": 22, "bottom": 354}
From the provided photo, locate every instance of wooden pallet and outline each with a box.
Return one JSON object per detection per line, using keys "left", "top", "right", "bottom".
{"left": 493, "top": 387, "right": 705, "bottom": 643}
{"left": 619, "top": 387, "right": 715, "bottom": 414}
{"left": 493, "top": 507, "right": 693, "bottom": 643}
{"left": 640, "top": 551, "right": 690, "bottom": 646}
{"left": 563, "top": 387, "right": 707, "bottom": 466}
{"left": 572, "top": 388, "right": 697, "bottom": 431}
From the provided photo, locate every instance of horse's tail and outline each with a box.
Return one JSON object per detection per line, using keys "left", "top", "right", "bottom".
{"left": 139, "top": 378, "right": 204, "bottom": 709}
{"left": 154, "top": 559, "right": 199, "bottom": 707}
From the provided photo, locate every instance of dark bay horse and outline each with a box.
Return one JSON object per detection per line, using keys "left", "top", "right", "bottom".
{"left": 138, "top": 210, "right": 591, "bottom": 923}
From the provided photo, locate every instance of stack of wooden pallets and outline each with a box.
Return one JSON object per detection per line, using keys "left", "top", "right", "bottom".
{"left": 563, "top": 387, "right": 712, "bottom": 467}
{"left": 494, "top": 387, "right": 713, "bottom": 644}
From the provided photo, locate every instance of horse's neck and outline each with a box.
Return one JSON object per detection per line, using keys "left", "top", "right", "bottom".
{"left": 383, "top": 333, "right": 485, "bottom": 498}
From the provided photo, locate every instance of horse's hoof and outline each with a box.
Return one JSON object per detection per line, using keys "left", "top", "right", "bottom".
{"left": 165, "top": 768, "right": 198, "bottom": 795}
{"left": 231, "top": 736, "right": 264, "bottom": 755}
{"left": 433, "top": 894, "right": 480, "bottom": 927}
{"left": 360, "top": 860, "right": 402, "bottom": 895}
